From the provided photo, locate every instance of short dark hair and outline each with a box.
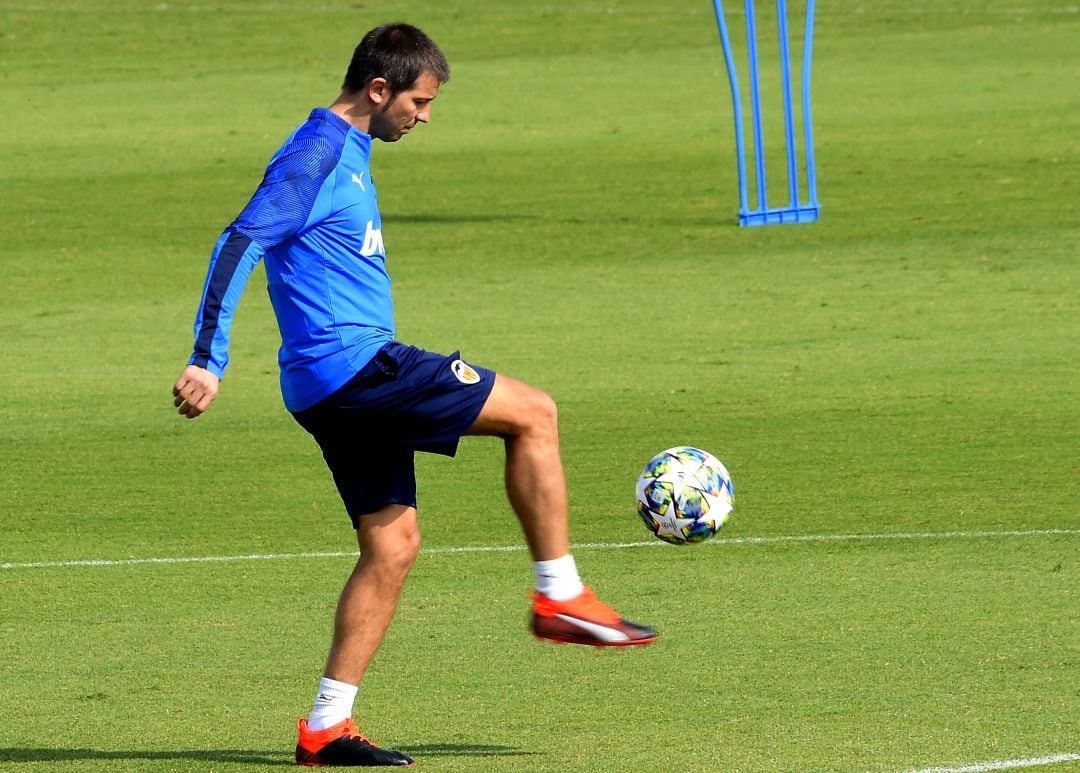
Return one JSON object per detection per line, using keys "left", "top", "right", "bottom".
{"left": 342, "top": 23, "right": 450, "bottom": 94}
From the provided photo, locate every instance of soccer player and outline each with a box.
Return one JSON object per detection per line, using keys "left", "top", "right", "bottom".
{"left": 172, "top": 23, "right": 658, "bottom": 768}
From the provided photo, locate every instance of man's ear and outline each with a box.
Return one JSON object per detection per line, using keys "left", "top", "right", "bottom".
{"left": 366, "top": 77, "right": 391, "bottom": 106}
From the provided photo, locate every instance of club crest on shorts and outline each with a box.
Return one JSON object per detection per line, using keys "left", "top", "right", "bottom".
{"left": 450, "top": 359, "right": 481, "bottom": 385}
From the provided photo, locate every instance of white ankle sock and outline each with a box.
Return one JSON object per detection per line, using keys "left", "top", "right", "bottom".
{"left": 307, "top": 677, "right": 358, "bottom": 731}
{"left": 533, "top": 554, "right": 584, "bottom": 601}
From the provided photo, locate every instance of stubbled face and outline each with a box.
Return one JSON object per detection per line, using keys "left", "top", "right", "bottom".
{"left": 368, "top": 72, "right": 441, "bottom": 142}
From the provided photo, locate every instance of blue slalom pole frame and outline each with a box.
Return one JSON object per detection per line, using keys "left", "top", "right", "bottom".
{"left": 712, "top": 0, "right": 819, "bottom": 226}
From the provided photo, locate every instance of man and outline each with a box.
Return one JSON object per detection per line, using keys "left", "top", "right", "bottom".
{"left": 172, "top": 23, "right": 658, "bottom": 768}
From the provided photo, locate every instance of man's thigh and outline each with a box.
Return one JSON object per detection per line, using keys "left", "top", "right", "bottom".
{"left": 465, "top": 373, "right": 555, "bottom": 437}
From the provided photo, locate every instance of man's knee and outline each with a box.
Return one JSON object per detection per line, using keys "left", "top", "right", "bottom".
{"left": 470, "top": 375, "right": 559, "bottom": 439}
{"left": 525, "top": 387, "right": 558, "bottom": 434}
{"left": 356, "top": 505, "right": 421, "bottom": 573}
{"left": 387, "top": 524, "right": 421, "bottom": 567}
{"left": 499, "top": 383, "right": 559, "bottom": 446}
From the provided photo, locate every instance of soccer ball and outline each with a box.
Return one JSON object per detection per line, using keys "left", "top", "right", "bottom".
{"left": 636, "top": 447, "right": 734, "bottom": 544}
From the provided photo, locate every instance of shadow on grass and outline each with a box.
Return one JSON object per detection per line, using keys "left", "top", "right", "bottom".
{"left": 0, "top": 743, "right": 538, "bottom": 765}
{"left": 383, "top": 211, "right": 733, "bottom": 228}
{"left": 402, "top": 743, "right": 540, "bottom": 758}
{"left": 0, "top": 749, "right": 289, "bottom": 765}
{"left": 382, "top": 212, "right": 539, "bottom": 224}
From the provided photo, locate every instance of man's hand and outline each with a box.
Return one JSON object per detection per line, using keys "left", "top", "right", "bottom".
{"left": 173, "top": 364, "right": 220, "bottom": 419}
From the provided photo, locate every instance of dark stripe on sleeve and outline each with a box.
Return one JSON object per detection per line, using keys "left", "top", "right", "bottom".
{"left": 191, "top": 230, "right": 253, "bottom": 367}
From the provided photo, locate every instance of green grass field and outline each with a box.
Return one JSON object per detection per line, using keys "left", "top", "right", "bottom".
{"left": 1, "top": 1, "right": 1077, "bottom": 771}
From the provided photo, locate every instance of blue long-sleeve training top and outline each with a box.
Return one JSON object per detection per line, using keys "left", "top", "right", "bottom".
{"left": 188, "top": 108, "right": 393, "bottom": 412}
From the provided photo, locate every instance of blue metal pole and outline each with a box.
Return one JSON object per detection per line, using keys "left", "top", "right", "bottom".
{"left": 744, "top": 0, "right": 769, "bottom": 214}
{"left": 710, "top": 0, "right": 751, "bottom": 219}
{"left": 713, "top": 0, "right": 819, "bottom": 225}
{"left": 775, "top": 0, "right": 801, "bottom": 212}
{"left": 802, "top": 0, "right": 819, "bottom": 210}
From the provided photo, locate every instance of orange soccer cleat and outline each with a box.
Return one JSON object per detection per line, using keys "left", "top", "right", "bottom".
{"left": 531, "top": 587, "right": 659, "bottom": 647}
{"left": 295, "top": 717, "right": 414, "bottom": 767}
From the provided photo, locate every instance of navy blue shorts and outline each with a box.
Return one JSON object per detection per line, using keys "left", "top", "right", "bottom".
{"left": 291, "top": 343, "right": 496, "bottom": 526}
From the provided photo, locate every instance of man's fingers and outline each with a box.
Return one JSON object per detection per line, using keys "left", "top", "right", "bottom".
{"left": 171, "top": 369, "right": 219, "bottom": 418}
{"left": 176, "top": 391, "right": 208, "bottom": 418}
{"left": 178, "top": 394, "right": 201, "bottom": 415}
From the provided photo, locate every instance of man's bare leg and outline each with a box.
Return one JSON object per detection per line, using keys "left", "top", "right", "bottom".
{"left": 467, "top": 373, "right": 658, "bottom": 646}
{"left": 324, "top": 504, "right": 421, "bottom": 684}
{"left": 296, "top": 504, "right": 419, "bottom": 766}
{"left": 466, "top": 374, "right": 569, "bottom": 561}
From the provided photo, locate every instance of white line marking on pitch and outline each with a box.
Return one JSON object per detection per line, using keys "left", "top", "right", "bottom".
{"left": 1, "top": 528, "right": 1076, "bottom": 572}
{"left": 888, "top": 752, "right": 1080, "bottom": 773}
